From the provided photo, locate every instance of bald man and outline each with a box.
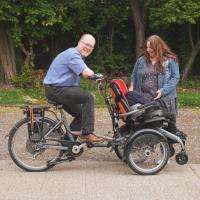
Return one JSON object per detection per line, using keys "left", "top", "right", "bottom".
{"left": 43, "top": 34, "right": 101, "bottom": 142}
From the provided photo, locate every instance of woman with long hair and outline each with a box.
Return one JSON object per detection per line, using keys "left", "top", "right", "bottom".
{"left": 129, "top": 35, "right": 186, "bottom": 141}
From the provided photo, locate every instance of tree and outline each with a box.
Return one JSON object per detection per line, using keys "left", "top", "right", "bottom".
{"left": 87, "top": 0, "right": 131, "bottom": 73}
{"left": 0, "top": 0, "right": 18, "bottom": 85}
{"left": 0, "top": 0, "right": 75, "bottom": 86}
{"left": 182, "top": 22, "right": 200, "bottom": 80}
{"left": 129, "top": 0, "right": 149, "bottom": 58}
{"left": 149, "top": 0, "right": 200, "bottom": 81}
{"left": 12, "top": 0, "right": 65, "bottom": 67}
{"left": 0, "top": 24, "right": 16, "bottom": 85}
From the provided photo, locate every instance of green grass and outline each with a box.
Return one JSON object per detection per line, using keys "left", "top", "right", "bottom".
{"left": 0, "top": 88, "right": 46, "bottom": 104}
{"left": 0, "top": 80, "right": 200, "bottom": 107}
{"left": 178, "top": 92, "right": 200, "bottom": 107}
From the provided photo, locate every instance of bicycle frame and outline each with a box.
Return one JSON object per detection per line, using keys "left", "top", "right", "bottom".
{"left": 8, "top": 75, "right": 188, "bottom": 173}
{"left": 43, "top": 106, "right": 75, "bottom": 142}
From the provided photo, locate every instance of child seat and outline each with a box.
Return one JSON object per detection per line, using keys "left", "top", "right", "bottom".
{"left": 109, "top": 79, "right": 130, "bottom": 121}
{"left": 109, "top": 79, "right": 167, "bottom": 126}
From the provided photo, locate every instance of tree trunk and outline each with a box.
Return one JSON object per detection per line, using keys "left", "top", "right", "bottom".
{"left": 182, "top": 23, "right": 200, "bottom": 81}
{"left": 0, "top": 24, "right": 16, "bottom": 85}
{"left": 182, "top": 39, "right": 200, "bottom": 81}
{"left": 129, "top": 0, "right": 146, "bottom": 59}
{"left": 108, "top": 23, "right": 115, "bottom": 56}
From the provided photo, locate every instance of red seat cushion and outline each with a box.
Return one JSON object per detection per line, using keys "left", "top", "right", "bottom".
{"left": 109, "top": 79, "right": 130, "bottom": 121}
{"left": 110, "top": 79, "right": 128, "bottom": 102}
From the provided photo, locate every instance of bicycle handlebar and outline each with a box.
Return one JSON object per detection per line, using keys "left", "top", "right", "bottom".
{"left": 88, "top": 73, "right": 104, "bottom": 81}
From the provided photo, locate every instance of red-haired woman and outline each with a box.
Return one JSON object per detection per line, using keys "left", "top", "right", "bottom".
{"left": 129, "top": 35, "right": 186, "bottom": 144}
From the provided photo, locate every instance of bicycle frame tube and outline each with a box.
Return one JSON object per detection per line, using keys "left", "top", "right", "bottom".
{"left": 43, "top": 109, "right": 75, "bottom": 141}
{"left": 98, "top": 80, "right": 119, "bottom": 135}
{"left": 43, "top": 120, "right": 63, "bottom": 138}
{"left": 58, "top": 109, "right": 75, "bottom": 141}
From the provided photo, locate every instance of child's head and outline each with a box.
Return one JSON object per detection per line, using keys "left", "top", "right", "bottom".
{"left": 121, "top": 76, "right": 131, "bottom": 88}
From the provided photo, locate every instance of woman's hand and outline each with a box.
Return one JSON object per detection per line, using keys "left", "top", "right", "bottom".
{"left": 128, "top": 83, "right": 134, "bottom": 91}
{"left": 154, "top": 90, "right": 162, "bottom": 100}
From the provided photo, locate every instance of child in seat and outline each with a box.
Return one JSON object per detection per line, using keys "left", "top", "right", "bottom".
{"left": 122, "top": 76, "right": 187, "bottom": 142}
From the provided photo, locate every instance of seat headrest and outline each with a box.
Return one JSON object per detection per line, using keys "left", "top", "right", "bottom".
{"left": 109, "top": 79, "right": 128, "bottom": 102}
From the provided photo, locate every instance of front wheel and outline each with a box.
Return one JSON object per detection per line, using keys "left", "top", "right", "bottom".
{"left": 125, "top": 133, "right": 170, "bottom": 175}
{"left": 8, "top": 117, "right": 65, "bottom": 172}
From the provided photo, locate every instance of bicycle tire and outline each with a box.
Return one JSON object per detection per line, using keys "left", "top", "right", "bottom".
{"left": 125, "top": 133, "right": 170, "bottom": 175}
{"left": 8, "top": 117, "right": 65, "bottom": 172}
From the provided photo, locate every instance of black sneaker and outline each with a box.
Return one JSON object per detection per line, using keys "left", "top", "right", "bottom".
{"left": 175, "top": 130, "right": 187, "bottom": 141}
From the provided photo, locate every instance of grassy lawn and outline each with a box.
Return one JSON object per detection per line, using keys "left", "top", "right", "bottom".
{"left": 0, "top": 88, "right": 46, "bottom": 104}
{"left": 0, "top": 79, "right": 199, "bottom": 107}
{"left": 178, "top": 92, "right": 200, "bottom": 107}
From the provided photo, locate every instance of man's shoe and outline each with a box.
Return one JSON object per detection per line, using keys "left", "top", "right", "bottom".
{"left": 78, "top": 133, "right": 103, "bottom": 142}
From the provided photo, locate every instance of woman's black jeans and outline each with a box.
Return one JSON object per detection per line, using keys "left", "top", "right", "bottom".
{"left": 45, "top": 86, "right": 95, "bottom": 135}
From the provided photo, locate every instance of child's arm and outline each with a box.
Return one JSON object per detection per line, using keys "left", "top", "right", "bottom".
{"left": 129, "top": 82, "right": 134, "bottom": 91}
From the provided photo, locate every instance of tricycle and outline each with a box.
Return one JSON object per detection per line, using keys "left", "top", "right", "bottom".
{"left": 8, "top": 74, "right": 188, "bottom": 175}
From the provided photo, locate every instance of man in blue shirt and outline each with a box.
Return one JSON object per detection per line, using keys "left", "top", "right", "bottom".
{"left": 43, "top": 33, "right": 101, "bottom": 142}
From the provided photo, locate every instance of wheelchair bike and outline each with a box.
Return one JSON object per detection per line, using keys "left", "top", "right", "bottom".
{"left": 8, "top": 74, "right": 188, "bottom": 175}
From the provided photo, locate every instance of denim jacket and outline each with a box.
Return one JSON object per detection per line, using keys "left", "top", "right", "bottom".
{"left": 131, "top": 56, "right": 180, "bottom": 98}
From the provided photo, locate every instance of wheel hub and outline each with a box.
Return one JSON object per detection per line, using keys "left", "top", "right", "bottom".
{"left": 26, "top": 139, "right": 44, "bottom": 155}
{"left": 26, "top": 139, "right": 37, "bottom": 154}
{"left": 144, "top": 149, "right": 151, "bottom": 157}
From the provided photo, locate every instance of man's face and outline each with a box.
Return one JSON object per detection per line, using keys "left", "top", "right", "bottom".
{"left": 79, "top": 36, "right": 95, "bottom": 57}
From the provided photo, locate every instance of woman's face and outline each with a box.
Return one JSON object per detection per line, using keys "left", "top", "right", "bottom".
{"left": 146, "top": 41, "right": 156, "bottom": 58}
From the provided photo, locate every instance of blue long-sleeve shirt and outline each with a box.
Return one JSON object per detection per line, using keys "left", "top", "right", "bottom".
{"left": 43, "top": 48, "right": 87, "bottom": 86}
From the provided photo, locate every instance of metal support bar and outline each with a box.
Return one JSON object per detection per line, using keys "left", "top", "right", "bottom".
{"left": 156, "top": 128, "right": 186, "bottom": 153}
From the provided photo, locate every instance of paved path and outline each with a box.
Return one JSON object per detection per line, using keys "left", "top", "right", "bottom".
{"left": 0, "top": 159, "right": 200, "bottom": 200}
{"left": 0, "top": 106, "right": 200, "bottom": 200}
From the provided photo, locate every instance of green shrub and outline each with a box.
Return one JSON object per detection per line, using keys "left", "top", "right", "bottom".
{"left": 12, "top": 64, "right": 42, "bottom": 89}
{"left": 80, "top": 79, "right": 97, "bottom": 91}
{"left": 180, "top": 79, "right": 200, "bottom": 88}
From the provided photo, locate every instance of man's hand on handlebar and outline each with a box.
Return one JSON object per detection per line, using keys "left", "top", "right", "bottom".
{"left": 88, "top": 73, "right": 104, "bottom": 81}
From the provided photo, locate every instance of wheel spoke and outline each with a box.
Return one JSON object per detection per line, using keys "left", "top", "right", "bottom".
{"left": 8, "top": 118, "right": 64, "bottom": 171}
{"left": 126, "top": 133, "right": 169, "bottom": 175}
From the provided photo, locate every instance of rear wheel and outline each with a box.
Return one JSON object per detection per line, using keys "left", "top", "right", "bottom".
{"left": 8, "top": 117, "right": 65, "bottom": 172}
{"left": 125, "top": 133, "right": 170, "bottom": 175}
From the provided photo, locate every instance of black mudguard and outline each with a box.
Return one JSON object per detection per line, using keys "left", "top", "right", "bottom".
{"left": 124, "top": 128, "right": 168, "bottom": 155}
